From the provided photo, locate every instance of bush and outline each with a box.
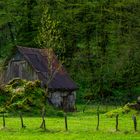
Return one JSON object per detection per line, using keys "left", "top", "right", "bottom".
{"left": 106, "top": 103, "right": 138, "bottom": 118}
{"left": 0, "top": 78, "right": 63, "bottom": 116}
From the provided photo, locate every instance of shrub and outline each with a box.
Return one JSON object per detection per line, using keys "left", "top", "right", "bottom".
{"left": 106, "top": 103, "right": 138, "bottom": 118}
{"left": 0, "top": 78, "right": 62, "bottom": 116}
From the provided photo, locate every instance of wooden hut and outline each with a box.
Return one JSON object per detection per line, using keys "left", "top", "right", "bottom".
{"left": 5, "top": 46, "right": 77, "bottom": 111}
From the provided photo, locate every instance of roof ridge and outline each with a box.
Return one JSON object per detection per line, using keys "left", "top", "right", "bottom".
{"left": 17, "top": 46, "right": 52, "bottom": 51}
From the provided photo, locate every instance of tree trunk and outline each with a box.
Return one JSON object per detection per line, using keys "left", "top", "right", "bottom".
{"left": 7, "top": 22, "right": 16, "bottom": 45}
{"left": 40, "top": 107, "right": 46, "bottom": 130}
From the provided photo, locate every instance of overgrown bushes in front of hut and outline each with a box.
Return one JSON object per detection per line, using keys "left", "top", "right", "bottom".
{"left": 0, "top": 78, "right": 63, "bottom": 117}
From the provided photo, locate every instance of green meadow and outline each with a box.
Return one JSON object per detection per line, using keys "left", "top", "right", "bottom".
{"left": 0, "top": 105, "right": 140, "bottom": 140}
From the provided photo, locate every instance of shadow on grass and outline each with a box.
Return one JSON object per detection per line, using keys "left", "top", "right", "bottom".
{"left": 0, "top": 127, "right": 66, "bottom": 134}
{"left": 0, "top": 127, "right": 17, "bottom": 132}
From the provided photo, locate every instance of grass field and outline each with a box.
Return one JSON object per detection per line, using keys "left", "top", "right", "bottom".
{"left": 0, "top": 105, "right": 140, "bottom": 140}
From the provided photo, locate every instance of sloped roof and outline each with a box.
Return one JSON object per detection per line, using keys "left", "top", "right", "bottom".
{"left": 17, "top": 46, "right": 77, "bottom": 91}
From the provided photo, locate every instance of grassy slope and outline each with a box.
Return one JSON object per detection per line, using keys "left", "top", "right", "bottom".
{"left": 0, "top": 105, "right": 140, "bottom": 140}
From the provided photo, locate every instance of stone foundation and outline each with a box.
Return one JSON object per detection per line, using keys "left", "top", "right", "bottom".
{"left": 48, "top": 91, "right": 76, "bottom": 111}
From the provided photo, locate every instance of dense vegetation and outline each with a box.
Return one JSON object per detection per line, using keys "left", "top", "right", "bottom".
{"left": 0, "top": 0, "right": 140, "bottom": 103}
{"left": 0, "top": 79, "right": 45, "bottom": 113}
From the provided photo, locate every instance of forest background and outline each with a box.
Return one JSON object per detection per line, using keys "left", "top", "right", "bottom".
{"left": 0, "top": 0, "right": 140, "bottom": 104}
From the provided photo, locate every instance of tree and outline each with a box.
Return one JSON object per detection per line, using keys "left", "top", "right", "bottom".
{"left": 0, "top": 0, "right": 140, "bottom": 103}
{"left": 36, "top": 6, "right": 63, "bottom": 51}
{"left": 35, "top": 6, "right": 64, "bottom": 128}
{"left": 2, "top": 79, "right": 45, "bottom": 128}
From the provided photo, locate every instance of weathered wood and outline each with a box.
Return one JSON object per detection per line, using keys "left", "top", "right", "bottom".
{"left": 116, "top": 114, "right": 119, "bottom": 131}
{"left": 96, "top": 104, "right": 100, "bottom": 131}
{"left": 2, "top": 113, "right": 5, "bottom": 128}
{"left": 6, "top": 57, "right": 39, "bottom": 83}
{"left": 19, "top": 112, "right": 26, "bottom": 128}
{"left": 64, "top": 113, "right": 68, "bottom": 131}
{"left": 96, "top": 112, "right": 100, "bottom": 131}
{"left": 132, "top": 115, "right": 137, "bottom": 132}
{"left": 43, "top": 119, "right": 46, "bottom": 130}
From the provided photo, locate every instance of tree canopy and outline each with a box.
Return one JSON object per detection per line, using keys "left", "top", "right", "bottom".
{"left": 0, "top": 0, "right": 140, "bottom": 103}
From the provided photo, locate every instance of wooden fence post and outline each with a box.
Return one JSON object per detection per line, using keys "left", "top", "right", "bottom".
{"left": 132, "top": 115, "right": 137, "bottom": 132}
{"left": 64, "top": 113, "right": 68, "bottom": 131}
{"left": 19, "top": 112, "right": 26, "bottom": 128}
{"left": 96, "top": 104, "right": 100, "bottom": 131}
{"left": 116, "top": 114, "right": 119, "bottom": 131}
{"left": 2, "top": 113, "right": 5, "bottom": 128}
{"left": 96, "top": 112, "right": 100, "bottom": 130}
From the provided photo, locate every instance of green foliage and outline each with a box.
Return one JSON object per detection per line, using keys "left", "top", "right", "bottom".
{"left": 0, "top": 78, "right": 63, "bottom": 116}
{"left": 45, "top": 103, "right": 64, "bottom": 117}
{"left": 106, "top": 103, "right": 138, "bottom": 118}
{"left": 0, "top": 79, "right": 45, "bottom": 114}
{"left": 35, "top": 5, "right": 65, "bottom": 59}
{"left": 36, "top": 7, "right": 62, "bottom": 48}
{"left": 0, "top": 86, "right": 11, "bottom": 113}
{"left": 0, "top": 0, "right": 140, "bottom": 103}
